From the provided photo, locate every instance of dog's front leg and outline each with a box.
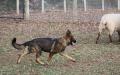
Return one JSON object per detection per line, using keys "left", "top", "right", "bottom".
{"left": 47, "top": 53, "right": 54, "bottom": 62}
{"left": 59, "top": 53, "right": 76, "bottom": 62}
{"left": 46, "top": 53, "right": 54, "bottom": 65}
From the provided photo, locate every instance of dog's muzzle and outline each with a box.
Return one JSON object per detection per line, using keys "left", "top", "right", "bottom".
{"left": 68, "top": 40, "right": 76, "bottom": 46}
{"left": 73, "top": 40, "right": 76, "bottom": 43}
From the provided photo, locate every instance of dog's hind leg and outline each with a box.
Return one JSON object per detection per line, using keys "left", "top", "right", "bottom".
{"left": 36, "top": 52, "right": 45, "bottom": 65}
{"left": 17, "top": 46, "right": 29, "bottom": 64}
{"left": 59, "top": 53, "right": 76, "bottom": 62}
{"left": 35, "top": 47, "right": 45, "bottom": 65}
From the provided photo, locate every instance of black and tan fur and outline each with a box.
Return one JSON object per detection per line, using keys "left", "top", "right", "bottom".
{"left": 12, "top": 30, "right": 76, "bottom": 64}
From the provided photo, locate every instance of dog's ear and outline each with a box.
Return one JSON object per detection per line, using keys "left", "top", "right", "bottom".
{"left": 66, "top": 29, "right": 71, "bottom": 36}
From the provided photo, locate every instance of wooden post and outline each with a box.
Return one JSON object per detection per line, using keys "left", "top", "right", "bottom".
{"left": 24, "top": 0, "right": 29, "bottom": 20}
{"left": 16, "top": 0, "right": 19, "bottom": 15}
{"left": 64, "top": 0, "right": 66, "bottom": 13}
{"left": 83, "top": 0, "right": 86, "bottom": 11}
{"left": 102, "top": 0, "right": 104, "bottom": 10}
{"left": 118, "top": 0, "right": 120, "bottom": 10}
{"left": 42, "top": 0, "right": 45, "bottom": 12}
{"left": 73, "top": 0, "right": 77, "bottom": 13}
{"left": 73, "top": 0, "right": 77, "bottom": 20}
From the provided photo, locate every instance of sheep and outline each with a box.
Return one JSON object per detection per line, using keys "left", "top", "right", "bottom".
{"left": 96, "top": 14, "right": 120, "bottom": 44}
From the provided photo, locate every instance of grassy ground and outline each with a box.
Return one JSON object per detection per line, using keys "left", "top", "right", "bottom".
{"left": 0, "top": 42, "right": 120, "bottom": 75}
{"left": 0, "top": 12, "right": 120, "bottom": 75}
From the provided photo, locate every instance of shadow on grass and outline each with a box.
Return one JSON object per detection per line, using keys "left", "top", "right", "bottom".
{"left": 0, "top": 16, "right": 24, "bottom": 20}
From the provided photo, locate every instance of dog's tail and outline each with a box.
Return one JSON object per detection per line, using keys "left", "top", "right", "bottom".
{"left": 12, "top": 38, "right": 25, "bottom": 50}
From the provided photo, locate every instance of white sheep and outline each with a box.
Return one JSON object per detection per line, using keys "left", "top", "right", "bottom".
{"left": 96, "top": 14, "right": 120, "bottom": 43}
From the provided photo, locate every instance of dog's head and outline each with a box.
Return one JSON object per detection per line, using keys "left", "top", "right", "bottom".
{"left": 65, "top": 29, "right": 76, "bottom": 46}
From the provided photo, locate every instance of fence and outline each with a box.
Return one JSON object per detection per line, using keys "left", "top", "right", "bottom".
{"left": 0, "top": 0, "right": 119, "bottom": 19}
{"left": 38, "top": 0, "right": 118, "bottom": 12}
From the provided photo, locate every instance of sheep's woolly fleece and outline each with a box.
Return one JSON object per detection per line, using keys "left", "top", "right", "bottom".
{"left": 99, "top": 14, "right": 120, "bottom": 35}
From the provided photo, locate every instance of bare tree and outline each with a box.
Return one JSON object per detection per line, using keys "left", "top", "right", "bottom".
{"left": 64, "top": 0, "right": 66, "bottom": 13}
{"left": 24, "top": 0, "right": 29, "bottom": 19}
{"left": 73, "top": 0, "right": 77, "bottom": 15}
{"left": 16, "top": 0, "right": 19, "bottom": 15}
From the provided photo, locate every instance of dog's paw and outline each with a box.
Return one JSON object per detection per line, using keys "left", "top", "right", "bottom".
{"left": 71, "top": 59, "right": 76, "bottom": 62}
{"left": 16, "top": 62, "right": 19, "bottom": 64}
{"left": 45, "top": 62, "right": 50, "bottom": 65}
{"left": 36, "top": 60, "right": 45, "bottom": 65}
{"left": 17, "top": 61, "right": 20, "bottom": 64}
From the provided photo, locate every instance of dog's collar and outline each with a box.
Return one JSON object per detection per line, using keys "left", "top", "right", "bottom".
{"left": 50, "top": 38, "right": 57, "bottom": 52}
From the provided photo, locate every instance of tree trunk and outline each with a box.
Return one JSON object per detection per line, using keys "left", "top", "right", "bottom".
{"left": 64, "top": 0, "right": 66, "bottom": 13}
{"left": 73, "top": 0, "right": 77, "bottom": 16}
{"left": 102, "top": 0, "right": 104, "bottom": 10}
{"left": 42, "top": 0, "right": 45, "bottom": 13}
{"left": 83, "top": 0, "right": 86, "bottom": 11}
{"left": 24, "top": 0, "right": 29, "bottom": 20}
{"left": 16, "top": 0, "right": 19, "bottom": 15}
{"left": 118, "top": 0, "right": 120, "bottom": 10}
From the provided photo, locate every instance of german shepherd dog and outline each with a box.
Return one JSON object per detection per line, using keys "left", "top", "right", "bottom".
{"left": 12, "top": 30, "right": 76, "bottom": 64}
